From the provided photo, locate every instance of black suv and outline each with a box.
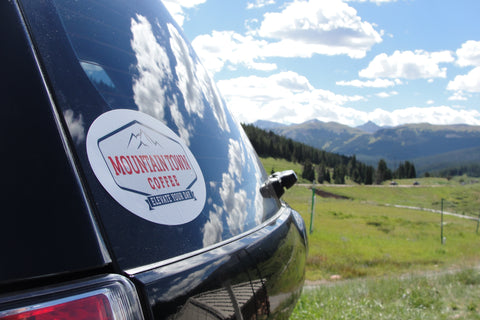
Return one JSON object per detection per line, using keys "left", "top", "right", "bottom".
{"left": 0, "top": 0, "right": 307, "bottom": 319}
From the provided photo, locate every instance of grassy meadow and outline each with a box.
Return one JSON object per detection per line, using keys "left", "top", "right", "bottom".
{"left": 260, "top": 157, "right": 480, "bottom": 318}
{"left": 293, "top": 269, "right": 480, "bottom": 319}
{"left": 284, "top": 184, "right": 480, "bottom": 281}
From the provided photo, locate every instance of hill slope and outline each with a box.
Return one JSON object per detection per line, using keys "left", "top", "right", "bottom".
{"left": 254, "top": 120, "right": 480, "bottom": 174}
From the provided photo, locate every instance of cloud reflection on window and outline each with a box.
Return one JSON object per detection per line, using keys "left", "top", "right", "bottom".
{"left": 167, "top": 23, "right": 230, "bottom": 133}
{"left": 202, "top": 129, "right": 274, "bottom": 246}
{"left": 222, "top": 139, "right": 249, "bottom": 235}
{"left": 202, "top": 203, "right": 224, "bottom": 247}
{"left": 64, "top": 109, "right": 85, "bottom": 145}
{"left": 239, "top": 126, "right": 266, "bottom": 225}
{"left": 168, "top": 23, "right": 205, "bottom": 118}
{"left": 129, "top": 14, "right": 271, "bottom": 243}
{"left": 253, "top": 169, "right": 265, "bottom": 225}
{"left": 202, "top": 139, "right": 249, "bottom": 245}
{"left": 130, "top": 14, "right": 172, "bottom": 125}
{"left": 130, "top": 15, "right": 230, "bottom": 146}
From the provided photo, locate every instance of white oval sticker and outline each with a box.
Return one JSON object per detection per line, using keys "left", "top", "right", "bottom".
{"left": 86, "top": 109, "right": 206, "bottom": 225}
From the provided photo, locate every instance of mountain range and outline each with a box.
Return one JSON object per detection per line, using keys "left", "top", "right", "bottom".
{"left": 252, "top": 119, "right": 480, "bottom": 174}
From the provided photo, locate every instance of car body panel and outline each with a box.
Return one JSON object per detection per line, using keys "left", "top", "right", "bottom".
{"left": 133, "top": 207, "right": 306, "bottom": 319}
{"left": 0, "top": 0, "right": 307, "bottom": 318}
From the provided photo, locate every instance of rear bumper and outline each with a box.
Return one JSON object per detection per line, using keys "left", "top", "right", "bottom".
{"left": 132, "top": 205, "right": 307, "bottom": 319}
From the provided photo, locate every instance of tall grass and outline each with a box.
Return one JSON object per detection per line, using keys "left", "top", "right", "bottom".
{"left": 292, "top": 269, "right": 480, "bottom": 319}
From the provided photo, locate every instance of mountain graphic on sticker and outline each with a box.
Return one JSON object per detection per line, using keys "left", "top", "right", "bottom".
{"left": 127, "top": 129, "right": 163, "bottom": 150}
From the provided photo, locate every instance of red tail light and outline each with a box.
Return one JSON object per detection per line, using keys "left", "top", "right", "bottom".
{"left": 1, "top": 294, "right": 113, "bottom": 320}
{"left": 0, "top": 275, "right": 144, "bottom": 320}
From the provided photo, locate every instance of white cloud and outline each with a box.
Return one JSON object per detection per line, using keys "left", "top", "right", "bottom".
{"left": 162, "top": 0, "right": 206, "bottom": 26}
{"left": 367, "top": 106, "right": 480, "bottom": 127}
{"left": 447, "top": 41, "right": 480, "bottom": 98}
{"left": 447, "top": 66, "right": 480, "bottom": 93}
{"left": 217, "top": 71, "right": 365, "bottom": 125}
{"left": 375, "top": 92, "right": 389, "bottom": 98}
{"left": 257, "top": 0, "right": 383, "bottom": 59}
{"left": 346, "top": 0, "right": 397, "bottom": 3}
{"left": 375, "top": 91, "right": 398, "bottom": 98}
{"left": 192, "top": 31, "right": 277, "bottom": 73}
{"left": 359, "top": 50, "right": 454, "bottom": 79}
{"left": 165, "top": 0, "right": 206, "bottom": 7}
{"left": 192, "top": 0, "right": 383, "bottom": 74}
{"left": 181, "top": 0, "right": 480, "bottom": 128}
{"left": 448, "top": 91, "right": 468, "bottom": 101}
{"left": 247, "top": 0, "right": 275, "bottom": 9}
{"left": 336, "top": 78, "right": 402, "bottom": 88}
{"left": 456, "top": 40, "right": 480, "bottom": 67}
{"left": 215, "top": 71, "right": 480, "bottom": 127}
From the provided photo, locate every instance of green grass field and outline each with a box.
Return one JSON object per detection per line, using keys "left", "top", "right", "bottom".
{"left": 293, "top": 269, "right": 480, "bottom": 319}
{"left": 261, "top": 157, "right": 305, "bottom": 178}
{"left": 260, "top": 158, "right": 480, "bottom": 318}
{"left": 283, "top": 184, "right": 480, "bottom": 281}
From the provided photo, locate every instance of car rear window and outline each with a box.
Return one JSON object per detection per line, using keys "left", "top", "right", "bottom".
{"left": 19, "top": 0, "right": 280, "bottom": 271}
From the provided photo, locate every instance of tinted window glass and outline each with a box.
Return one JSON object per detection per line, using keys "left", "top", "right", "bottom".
{"left": 20, "top": 0, "right": 280, "bottom": 271}
{"left": 0, "top": 0, "right": 109, "bottom": 284}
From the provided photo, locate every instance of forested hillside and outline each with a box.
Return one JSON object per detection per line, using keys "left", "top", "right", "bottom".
{"left": 243, "top": 123, "right": 349, "bottom": 166}
{"left": 254, "top": 120, "right": 480, "bottom": 176}
{"left": 242, "top": 124, "right": 416, "bottom": 184}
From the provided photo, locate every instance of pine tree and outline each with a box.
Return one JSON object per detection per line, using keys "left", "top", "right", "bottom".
{"left": 333, "top": 165, "right": 345, "bottom": 184}
{"left": 351, "top": 167, "right": 361, "bottom": 184}
{"left": 347, "top": 155, "right": 357, "bottom": 177}
{"left": 375, "top": 159, "right": 388, "bottom": 184}
{"left": 365, "top": 166, "right": 373, "bottom": 185}
{"left": 302, "top": 159, "right": 315, "bottom": 182}
{"left": 317, "top": 163, "right": 325, "bottom": 184}
{"left": 325, "top": 169, "right": 331, "bottom": 183}
{"left": 405, "top": 161, "right": 416, "bottom": 178}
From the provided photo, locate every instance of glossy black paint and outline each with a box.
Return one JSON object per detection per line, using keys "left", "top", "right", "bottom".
{"left": 0, "top": 0, "right": 109, "bottom": 287}
{"left": 1, "top": 0, "right": 307, "bottom": 318}
{"left": 19, "top": 0, "right": 284, "bottom": 272}
{"left": 134, "top": 207, "right": 306, "bottom": 319}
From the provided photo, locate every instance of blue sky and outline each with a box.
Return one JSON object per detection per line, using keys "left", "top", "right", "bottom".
{"left": 163, "top": 0, "right": 480, "bottom": 127}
